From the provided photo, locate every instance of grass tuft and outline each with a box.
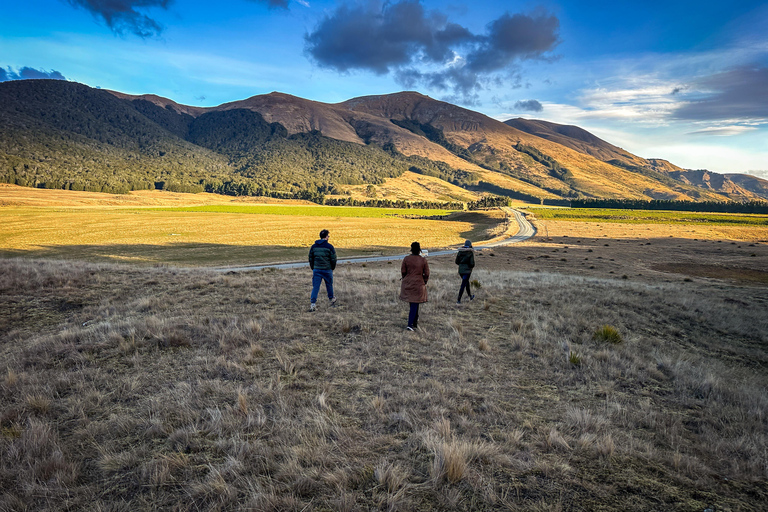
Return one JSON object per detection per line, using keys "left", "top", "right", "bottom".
{"left": 593, "top": 324, "right": 623, "bottom": 344}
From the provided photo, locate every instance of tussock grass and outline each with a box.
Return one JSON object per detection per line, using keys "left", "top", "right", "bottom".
{"left": 593, "top": 325, "right": 623, "bottom": 344}
{"left": 1, "top": 257, "right": 767, "bottom": 510}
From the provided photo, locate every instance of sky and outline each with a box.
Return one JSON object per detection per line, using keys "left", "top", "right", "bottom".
{"left": 1, "top": 0, "right": 767, "bottom": 176}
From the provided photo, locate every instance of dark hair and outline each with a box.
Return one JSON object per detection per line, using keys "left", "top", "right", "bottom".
{"left": 319, "top": 229, "right": 329, "bottom": 239}
{"left": 410, "top": 241, "right": 421, "bottom": 255}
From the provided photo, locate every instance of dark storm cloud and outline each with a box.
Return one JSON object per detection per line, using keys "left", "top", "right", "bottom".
{"left": 514, "top": 99, "right": 543, "bottom": 112}
{"left": 305, "top": 1, "right": 473, "bottom": 75}
{"left": 304, "top": 1, "right": 559, "bottom": 104}
{"left": 673, "top": 66, "right": 768, "bottom": 121}
{"left": 66, "top": 0, "right": 171, "bottom": 38}
{"left": 0, "top": 66, "right": 66, "bottom": 82}
{"left": 465, "top": 12, "right": 560, "bottom": 73}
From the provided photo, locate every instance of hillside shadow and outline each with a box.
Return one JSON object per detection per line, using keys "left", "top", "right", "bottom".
{"left": 0, "top": 242, "right": 417, "bottom": 267}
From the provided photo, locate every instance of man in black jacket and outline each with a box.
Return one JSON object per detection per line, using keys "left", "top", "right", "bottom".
{"left": 308, "top": 229, "right": 337, "bottom": 311}
{"left": 455, "top": 239, "right": 475, "bottom": 304}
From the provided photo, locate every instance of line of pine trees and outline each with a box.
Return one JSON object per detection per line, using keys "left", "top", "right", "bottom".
{"left": 571, "top": 198, "right": 768, "bottom": 214}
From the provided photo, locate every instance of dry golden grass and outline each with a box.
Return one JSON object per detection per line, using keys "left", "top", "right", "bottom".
{"left": 531, "top": 218, "right": 768, "bottom": 242}
{"left": 335, "top": 170, "right": 480, "bottom": 203}
{"left": 0, "top": 187, "right": 507, "bottom": 265}
{"left": 1, "top": 244, "right": 767, "bottom": 511}
{"left": 0, "top": 183, "right": 314, "bottom": 207}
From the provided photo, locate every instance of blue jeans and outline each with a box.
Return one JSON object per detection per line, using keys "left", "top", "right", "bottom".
{"left": 311, "top": 269, "right": 334, "bottom": 303}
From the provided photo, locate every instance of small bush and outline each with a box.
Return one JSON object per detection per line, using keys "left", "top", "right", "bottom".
{"left": 593, "top": 325, "right": 623, "bottom": 344}
{"left": 470, "top": 279, "right": 481, "bottom": 289}
{"left": 569, "top": 351, "right": 582, "bottom": 366}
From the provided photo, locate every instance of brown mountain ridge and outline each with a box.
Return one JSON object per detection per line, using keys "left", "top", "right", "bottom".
{"left": 1, "top": 79, "right": 766, "bottom": 203}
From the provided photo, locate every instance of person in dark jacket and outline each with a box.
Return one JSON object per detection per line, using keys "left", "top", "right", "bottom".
{"left": 455, "top": 239, "right": 475, "bottom": 304}
{"left": 400, "top": 241, "right": 429, "bottom": 331}
{"left": 308, "top": 229, "right": 337, "bottom": 311}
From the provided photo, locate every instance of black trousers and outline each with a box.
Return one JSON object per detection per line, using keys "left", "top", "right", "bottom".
{"left": 408, "top": 302, "right": 419, "bottom": 328}
{"left": 458, "top": 273, "right": 472, "bottom": 301}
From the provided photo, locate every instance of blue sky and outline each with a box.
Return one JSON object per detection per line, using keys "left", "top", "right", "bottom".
{"left": 2, "top": 0, "right": 767, "bottom": 175}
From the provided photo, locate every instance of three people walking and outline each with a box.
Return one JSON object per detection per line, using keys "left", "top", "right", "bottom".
{"left": 400, "top": 241, "right": 430, "bottom": 331}
{"left": 308, "top": 229, "right": 337, "bottom": 311}
{"left": 455, "top": 239, "right": 475, "bottom": 304}
{"left": 309, "top": 233, "right": 476, "bottom": 328}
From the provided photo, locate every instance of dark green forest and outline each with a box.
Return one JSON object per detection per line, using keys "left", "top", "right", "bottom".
{"left": 571, "top": 198, "right": 768, "bottom": 214}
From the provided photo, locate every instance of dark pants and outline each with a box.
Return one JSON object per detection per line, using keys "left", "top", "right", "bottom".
{"left": 311, "top": 269, "right": 334, "bottom": 303}
{"left": 408, "top": 302, "right": 420, "bottom": 328}
{"left": 458, "top": 273, "right": 472, "bottom": 301}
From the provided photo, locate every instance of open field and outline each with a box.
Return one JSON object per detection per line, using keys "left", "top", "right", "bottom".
{"left": 141, "top": 204, "right": 457, "bottom": 218}
{"left": 526, "top": 208, "right": 768, "bottom": 242}
{"left": 0, "top": 185, "right": 507, "bottom": 266}
{"left": 529, "top": 207, "right": 768, "bottom": 226}
{"left": 0, "top": 183, "right": 316, "bottom": 208}
{"left": 1, "top": 237, "right": 767, "bottom": 511}
{"left": 0, "top": 207, "right": 503, "bottom": 266}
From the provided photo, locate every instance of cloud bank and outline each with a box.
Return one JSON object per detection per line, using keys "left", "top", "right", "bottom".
{"left": 0, "top": 66, "right": 66, "bottom": 82}
{"left": 304, "top": 0, "right": 559, "bottom": 104}
{"left": 673, "top": 66, "right": 768, "bottom": 121}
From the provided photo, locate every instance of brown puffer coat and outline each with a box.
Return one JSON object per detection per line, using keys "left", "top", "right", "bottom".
{"left": 400, "top": 254, "right": 429, "bottom": 303}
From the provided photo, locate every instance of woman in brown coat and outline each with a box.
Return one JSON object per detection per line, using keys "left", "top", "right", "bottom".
{"left": 400, "top": 241, "right": 430, "bottom": 331}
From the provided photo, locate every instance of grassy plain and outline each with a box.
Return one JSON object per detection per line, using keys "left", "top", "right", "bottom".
{"left": 2, "top": 186, "right": 768, "bottom": 510}
{"left": 1, "top": 237, "right": 767, "bottom": 511}
{"left": 527, "top": 207, "right": 768, "bottom": 242}
{"left": 0, "top": 185, "right": 502, "bottom": 266}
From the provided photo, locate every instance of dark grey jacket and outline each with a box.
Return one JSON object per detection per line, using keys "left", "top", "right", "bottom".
{"left": 455, "top": 247, "right": 475, "bottom": 275}
{"left": 309, "top": 239, "right": 337, "bottom": 270}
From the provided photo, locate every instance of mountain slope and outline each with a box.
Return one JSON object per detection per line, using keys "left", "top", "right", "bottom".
{"left": 504, "top": 118, "right": 646, "bottom": 167}
{"left": 1, "top": 79, "right": 765, "bottom": 204}
{"left": 0, "top": 81, "right": 465, "bottom": 201}
{"left": 504, "top": 116, "right": 768, "bottom": 201}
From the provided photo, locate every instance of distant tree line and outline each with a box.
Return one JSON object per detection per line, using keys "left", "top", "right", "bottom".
{"left": 467, "top": 195, "right": 511, "bottom": 209}
{"left": 571, "top": 198, "right": 768, "bottom": 214}
{"left": 323, "top": 197, "right": 465, "bottom": 210}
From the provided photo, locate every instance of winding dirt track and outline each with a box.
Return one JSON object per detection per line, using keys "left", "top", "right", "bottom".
{"left": 214, "top": 208, "right": 536, "bottom": 272}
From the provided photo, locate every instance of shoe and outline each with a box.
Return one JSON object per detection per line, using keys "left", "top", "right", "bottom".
{"left": 470, "top": 295, "right": 475, "bottom": 301}
{"left": 406, "top": 326, "right": 414, "bottom": 331}
{"left": 456, "top": 301, "right": 461, "bottom": 305}
{"left": 330, "top": 297, "right": 337, "bottom": 307}
{"left": 309, "top": 303, "right": 316, "bottom": 312}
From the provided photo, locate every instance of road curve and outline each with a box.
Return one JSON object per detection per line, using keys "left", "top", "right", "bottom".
{"left": 214, "top": 208, "right": 536, "bottom": 273}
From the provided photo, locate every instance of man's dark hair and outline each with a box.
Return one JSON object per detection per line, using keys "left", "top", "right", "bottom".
{"left": 410, "top": 241, "right": 421, "bottom": 255}
{"left": 319, "top": 229, "right": 329, "bottom": 239}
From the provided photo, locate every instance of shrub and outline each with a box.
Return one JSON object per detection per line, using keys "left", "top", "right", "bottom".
{"left": 569, "top": 351, "right": 582, "bottom": 366}
{"left": 593, "top": 325, "right": 623, "bottom": 344}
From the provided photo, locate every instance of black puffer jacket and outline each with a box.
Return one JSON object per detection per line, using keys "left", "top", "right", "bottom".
{"left": 455, "top": 247, "right": 475, "bottom": 275}
{"left": 309, "top": 239, "right": 337, "bottom": 270}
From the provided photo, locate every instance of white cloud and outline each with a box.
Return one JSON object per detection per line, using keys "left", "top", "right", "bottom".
{"left": 687, "top": 125, "right": 759, "bottom": 136}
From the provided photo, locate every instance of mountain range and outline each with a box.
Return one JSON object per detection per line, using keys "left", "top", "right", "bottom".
{"left": 1, "top": 79, "right": 766, "bottom": 204}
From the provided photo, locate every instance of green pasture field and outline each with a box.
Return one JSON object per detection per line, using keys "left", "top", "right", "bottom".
{"left": 141, "top": 204, "right": 456, "bottom": 218}
{"left": 528, "top": 207, "right": 768, "bottom": 226}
